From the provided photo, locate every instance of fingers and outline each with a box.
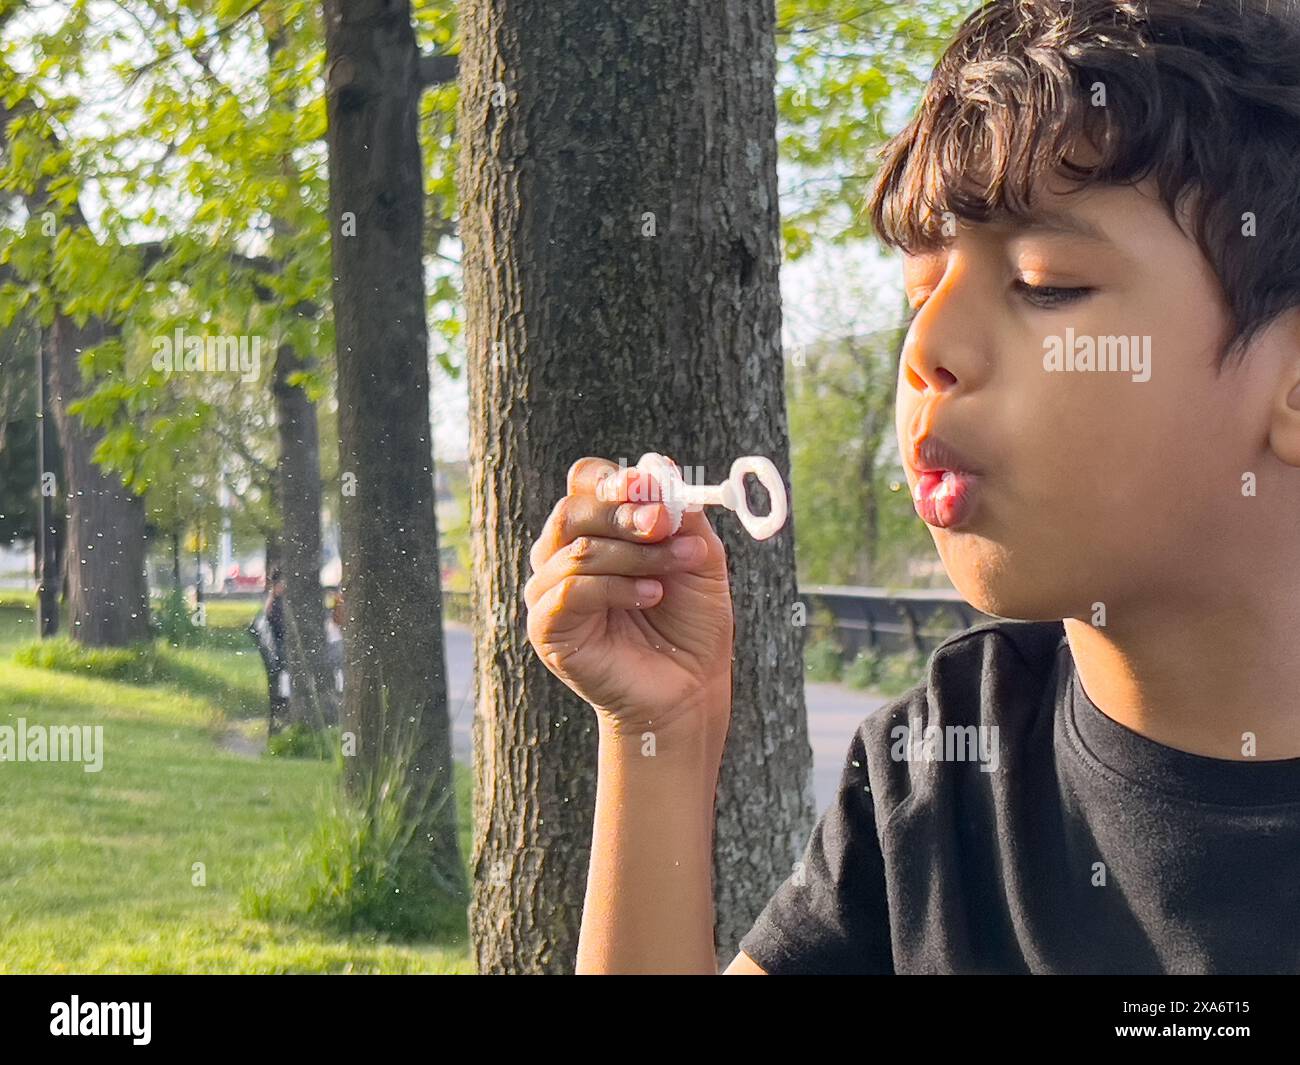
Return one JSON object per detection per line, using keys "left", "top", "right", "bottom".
{"left": 524, "top": 534, "right": 707, "bottom": 609}
{"left": 567, "top": 456, "right": 620, "bottom": 497}
{"left": 593, "top": 459, "right": 682, "bottom": 540}
{"left": 598, "top": 458, "right": 720, "bottom": 545}
{"left": 594, "top": 459, "right": 671, "bottom": 507}
{"left": 533, "top": 454, "right": 724, "bottom": 581}
{"left": 530, "top": 474, "right": 667, "bottom": 573}
{"left": 528, "top": 575, "right": 665, "bottom": 639}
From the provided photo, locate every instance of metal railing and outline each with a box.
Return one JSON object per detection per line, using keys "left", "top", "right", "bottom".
{"left": 440, "top": 585, "right": 993, "bottom": 658}
{"left": 799, "top": 584, "right": 995, "bottom": 657}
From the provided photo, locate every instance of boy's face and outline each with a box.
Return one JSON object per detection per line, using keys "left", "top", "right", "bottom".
{"left": 896, "top": 174, "right": 1296, "bottom": 621}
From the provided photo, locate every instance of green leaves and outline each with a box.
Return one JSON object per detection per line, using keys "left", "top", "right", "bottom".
{"left": 776, "top": 0, "right": 978, "bottom": 257}
{"left": 0, "top": 3, "right": 336, "bottom": 540}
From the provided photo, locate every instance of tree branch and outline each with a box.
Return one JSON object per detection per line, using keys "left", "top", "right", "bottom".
{"left": 126, "top": 0, "right": 269, "bottom": 86}
{"left": 132, "top": 241, "right": 320, "bottom": 316}
{"left": 418, "top": 52, "right": 459, "bottom": 88}
{"left": 212, "top": 421, "right": 275, "bottom": 485}
{"left": 133, "top": 241, "right": 275, "bottom": 276}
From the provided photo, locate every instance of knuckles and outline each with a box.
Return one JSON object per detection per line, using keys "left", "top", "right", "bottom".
{"left": 565, "top": 457, "right": 590, "bottom": 493}
{"left": 553, "top": 574, "right": 579, "bottom": 611}
{"left": 568, "top": 536, "right": 597, "bottom": 564}
{"left": 530, "top": 495, "right": 574, "bottom": 572}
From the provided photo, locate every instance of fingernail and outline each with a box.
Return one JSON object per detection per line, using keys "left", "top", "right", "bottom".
{"left": 634, "top": 506, "right": 657, "bottom": 532}
{"left": 635, "top": 579, "right": 661, "bottom": 599}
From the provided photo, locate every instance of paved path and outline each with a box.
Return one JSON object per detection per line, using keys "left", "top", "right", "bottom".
{"left": 441, "top": 622, "right": 891, "bottom": 814}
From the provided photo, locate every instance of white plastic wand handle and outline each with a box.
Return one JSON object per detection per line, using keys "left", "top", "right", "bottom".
{"left": 633, "top": 452, "right": 789, "bottom": 540}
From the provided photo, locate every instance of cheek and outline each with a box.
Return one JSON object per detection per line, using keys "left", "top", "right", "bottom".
{"left": 894, "top": 375, "right": 919, "bottom": 461}
{"left": 1009, "top": 368, "right": 1235, "bottom": 542}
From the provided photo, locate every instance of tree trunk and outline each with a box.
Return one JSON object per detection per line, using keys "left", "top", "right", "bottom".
{"left": 861, "top": 421, "right": 881, "bottom": 583}
{"left": 265, "top": 11, "right": 333, "bottom": 730}
{"left": 37, "top": 511, "right": 63, "bottom": 637}
{"left": 3, "top": 84, "right": 149, "bottom": 648}
{"left": 272, "top": 340, "right": 334, "bottom": 727}
{"left": 323, "top": 0, "right": 466, "bottom": 911}
{"left": 36, "top": 324, "right": 62, "bottom": 637}
{"left": 264, "top": 533, "right": 282, "bottom": 580}
{"left": 459, "top": 0, "right": 808, "bottom": 973}
{"left": 45, "top": 314, "right": 151, "bottom": 647}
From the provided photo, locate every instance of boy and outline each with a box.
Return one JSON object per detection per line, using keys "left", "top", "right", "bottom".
{"left": 524, "top": 0, "right": 1300, "bottom": 973}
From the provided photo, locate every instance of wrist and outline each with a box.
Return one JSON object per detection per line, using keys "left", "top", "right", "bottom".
{"left": 596, "top": 710, "right": 712, "bottom": 760}
{"left": 596, "top": 676, "right": 730, "bottom": 744}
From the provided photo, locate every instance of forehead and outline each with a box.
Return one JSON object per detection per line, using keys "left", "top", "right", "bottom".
{"left": 902, "top": 180, "right": 1170, "bottom": 273}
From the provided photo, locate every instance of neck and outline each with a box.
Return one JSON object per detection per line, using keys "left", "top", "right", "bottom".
{"left": 1064, "top": 591, "right": 1300, "bottom": 761}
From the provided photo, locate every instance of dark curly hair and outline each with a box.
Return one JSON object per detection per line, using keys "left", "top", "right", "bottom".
{"left": 866, "top": 0, "right": 1300, "bottom": 368}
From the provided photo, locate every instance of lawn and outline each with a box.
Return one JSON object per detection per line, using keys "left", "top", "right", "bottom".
{"left": 0, "top": 593, "right": 475, "bottom": 973}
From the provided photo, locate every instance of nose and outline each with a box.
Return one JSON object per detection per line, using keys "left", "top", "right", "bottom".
{"left": 900, "top": 258, "right": 989, "bottom": 395}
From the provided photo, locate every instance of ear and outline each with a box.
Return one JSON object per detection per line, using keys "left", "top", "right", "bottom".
{"left": 1267, "top": 312, "right": 1300, "bottom": 467}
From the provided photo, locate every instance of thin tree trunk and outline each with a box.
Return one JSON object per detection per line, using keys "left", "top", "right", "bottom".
{"left": 459, "top": 0, "right": 808, "bottom": 973}
{"left": 36, "top": 324, "right": 61, "bottom": 636}
{"left": 265, "top": 534, "right": 282, "bottom": 580}
{"left": 37, "top": 514, "right": 63, "bottom": 637}
{"left": 272, "top": 340, "right": 334, "bottom": 727}
{"left": 194, "top": 533, "right": 204, "bottom": 606}
{"left": 265, "top": 15, "right": 333, "bottom": 730}
{"left": 323, "top": 0, "right": 466, "bottom": 910}
{"left": 861, "top": 409, "right": 881, "bottom": 582}
{"left": 45, "top": 314, "right": 151, "bottom": 647}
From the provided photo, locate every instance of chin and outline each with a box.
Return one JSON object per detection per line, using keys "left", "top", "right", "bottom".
{"left": 936, "top": 537, "right": 1073, "bottom": 623}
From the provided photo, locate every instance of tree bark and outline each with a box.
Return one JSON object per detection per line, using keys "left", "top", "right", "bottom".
{"left": 272, "top": 340, "right": 334, "bottom": 727}
{"left": 458, "top": 0, "right": 809, "bottom": 973}
{"left": 36, "top": 323, "right": 62, "bottom": 636}
{"left": 323, "top": 0, "right": 466, "bottom": 909}
{"left": 45, "top": 314, "right": 151, "bottom": 646}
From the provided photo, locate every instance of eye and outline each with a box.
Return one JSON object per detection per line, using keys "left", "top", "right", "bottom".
{"left": 1014, "top": 279, "right": 1093, "bottom": 309}
{"left": 904, "top": 291, "right": 932, "bottom": 328}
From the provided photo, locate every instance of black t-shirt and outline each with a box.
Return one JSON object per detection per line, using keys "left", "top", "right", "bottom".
{"left": 737, "top": 620, "right": 1300, "bottom": 974}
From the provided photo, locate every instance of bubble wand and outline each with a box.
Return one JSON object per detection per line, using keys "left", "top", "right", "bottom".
{"left": 633, "top": 452, "right": 788, "bottom": 541}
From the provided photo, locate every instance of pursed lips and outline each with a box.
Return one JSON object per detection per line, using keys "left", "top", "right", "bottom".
{"left": 905, "top": 431, "right": 983, "bottom": 529}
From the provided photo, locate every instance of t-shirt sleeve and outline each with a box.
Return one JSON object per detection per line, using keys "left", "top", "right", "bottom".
{"left": 736, "top": 725, "right": 894, "bottom": 974}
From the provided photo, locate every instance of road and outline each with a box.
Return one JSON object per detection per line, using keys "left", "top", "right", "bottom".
{"left": 441, "top": 622, "right": 892, "bottom": 814}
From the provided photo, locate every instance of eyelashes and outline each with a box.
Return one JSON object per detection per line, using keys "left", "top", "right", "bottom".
{"left": 1012, "top": 279, "right": 1094, "bottom": 309}
{"left": 905, "top": 279, "right": 1094, "bottom": 325}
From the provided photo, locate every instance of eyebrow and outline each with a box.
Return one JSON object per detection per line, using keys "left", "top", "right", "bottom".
{"left": 916, "top": 208, "right": 1114, "bottom": 248}
{"left": 987, "top": 209, "right": 1113, "bottom": 245}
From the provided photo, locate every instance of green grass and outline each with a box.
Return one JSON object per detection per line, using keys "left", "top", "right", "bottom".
{"left": 197, "top": 597, "right": 261, "bottom": 629}
{"left": 12, "top": 636, "right": 269, "bottom": 720}
{"left": 0, "top": 593, "right": 41, "bottom": 651}
{"left": 0, "top": 597, "right": 475, "bottom": 973}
